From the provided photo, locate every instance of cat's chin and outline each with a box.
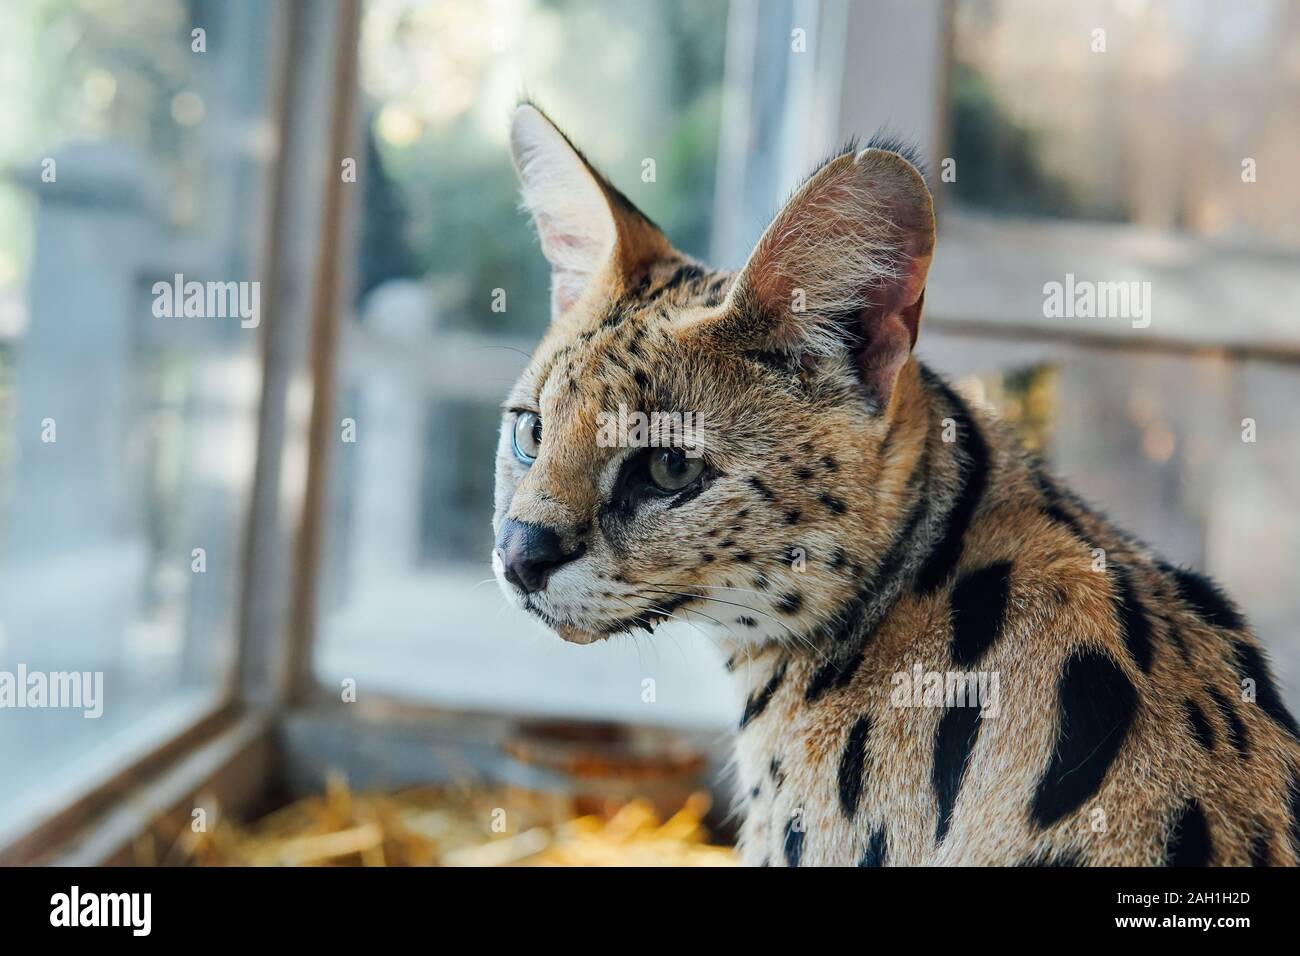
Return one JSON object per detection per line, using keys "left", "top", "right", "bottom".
{"left": 554, "top": 624, "right": 608, "bottom": 646}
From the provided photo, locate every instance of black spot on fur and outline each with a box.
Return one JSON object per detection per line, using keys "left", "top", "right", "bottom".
{"left": 804, "top": 643, "right": 867, "bottom": 703}
{"left": 752, "top": 573, "right": 770, "bottom": 591}
{"left": 794, "top": 467, "right": 814, "bottom": 480}
{"left": 829, "top": 547, "right": 847, "bottom": 570}
{"left": 933, "top": 705, "right": 982, "bottom": 842}
{"left": 1232, "top": 640, "right": 1300, "bottom": 740}
{"left": 706, "top": 273, "right": 730, "bottom": 299}
{"left": 1030, "top": 650, "right": 1137, "bottom": 829}
{"left": 837, "top": 716, "right": 871, "bottom": 818}
{"left": 745, "top": 349, "right": 798, "bottom": 376}
{"left": 1017, "top": 851, "right": 1082, "bottom": 867}
{"left": 736, "top": 616, "right": 758, "bottom": 628}
{"left": 1032, "top": 469, "right": 1094, "bottom": 544}
{"left": 661, "top": 262, "right": 705, "bottom": 292}
{"left": 1183, "top": 698, "right": 1215, "bottom": 751}
{"left": 747, "top": 476, "right": 775, "bottom": 501}
{"left": 835, "top": 488, "right": 928, "bottom": 640}
{"left": 1043, "top": 503, "right": 1088, "bottom": 539}
{"left": 769, "top": 757, "right": 784, "bottom": 788}
{"left": 822, "top": 455, "right": 838, "bottom": 472}
{"left": 739, "top": 660, "right": 787, "bottom": 729}
{"left": 1249, "top": 829, "right": 1272, "bottom": 866}
{"left": 1207, "top": 686, "right": 1250, "bottom": 759}
{"left": 858, "top": 827, "right": 887, "bottom": 867}
{"left": 1161, "top": 616, "right": 1193, "bottom": 664}
{"left": 785, "top": 509, "right": 801, "bottom": 525}
{"left": 1165, "top": 801, "right": 1213, "bottom": 866}
{"left": 949, "top": 562, "right": 1012, "bottom": 667}
{"left": 776, "top": 592, "right": 803, "bottom": 615}
{"left": 1111, "top": 565, "right": 1154, "bottom": 673}
{"left": 818, "top": 493, "right": 847, "bottom": 515}
{"left": 783, "top": 817, "right": 804, "bottom": 867}
{"left": 916, "top": 370, "right": 990, "bottom": 594}
{"left": 734, "top": 551, "right": 753, "bottom": 564}
{"left": 1162, "top": 563, "right": 1246, "bottom": 631}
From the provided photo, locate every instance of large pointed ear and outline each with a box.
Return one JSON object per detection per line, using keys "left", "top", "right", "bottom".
{"left": 510, "top": 104, "right": 672, "bottom": 317}
{"left": 711, "top": 147, "right": 935, "bottom": 410}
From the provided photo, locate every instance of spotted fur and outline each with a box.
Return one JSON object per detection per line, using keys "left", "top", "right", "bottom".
{"left": 492, "top": 104, "right": 1300, "bottom": 866}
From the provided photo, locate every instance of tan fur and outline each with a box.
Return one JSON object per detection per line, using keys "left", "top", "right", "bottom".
{"left": 493, "top": 106, "right": 1300, "bottom": 866}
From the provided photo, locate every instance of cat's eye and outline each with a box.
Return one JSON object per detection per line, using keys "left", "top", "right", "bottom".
{"left": 648, "top": 447, "right": 704, "bottom": 492}
{"left": 513, "top": 411, "right": 542, "bottom": 462}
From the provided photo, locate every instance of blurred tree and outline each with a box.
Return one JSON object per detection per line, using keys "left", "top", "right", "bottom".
{"left": 363, "top": 0, "right": 726, "bottom": 336}
{"left": 948, "top": 63, "right": 1093, "bottom": 220}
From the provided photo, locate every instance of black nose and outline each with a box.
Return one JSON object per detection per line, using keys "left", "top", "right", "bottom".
{"left": 496, "top": 519, "right": 584, "bottom": 594}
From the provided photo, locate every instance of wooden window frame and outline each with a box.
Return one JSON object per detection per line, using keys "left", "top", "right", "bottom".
{"left": 0, "top": 0, "right": 366, "bottom": 866}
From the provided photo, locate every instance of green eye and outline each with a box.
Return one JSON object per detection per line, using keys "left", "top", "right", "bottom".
{"left": 648, "top": 447, "right": 704, "bottom": 492}
{"left": 513, "top": 411, "right": 542, "bottom": 462}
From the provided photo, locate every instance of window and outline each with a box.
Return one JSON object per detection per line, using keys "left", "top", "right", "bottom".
{"left": 949, "top": 0, "right": 1300, "bottom": 247}
{"left": 0, "top": 0, "right": 273, "bottom": 841}
{"left": 934, "top": 0, "right": 1300, "bottom": 348}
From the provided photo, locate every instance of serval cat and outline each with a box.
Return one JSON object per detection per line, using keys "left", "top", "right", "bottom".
{"left": 491, "top": 103, "right": 1300, "bottom": 867}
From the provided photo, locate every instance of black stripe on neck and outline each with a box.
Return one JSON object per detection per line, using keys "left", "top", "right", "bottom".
{"left": 915, "top": 367, "right": 990, "bottom": 595}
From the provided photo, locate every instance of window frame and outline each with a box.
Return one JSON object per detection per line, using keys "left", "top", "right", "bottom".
{"left": 0, "top": 0, "right": 365, "bottom": 865}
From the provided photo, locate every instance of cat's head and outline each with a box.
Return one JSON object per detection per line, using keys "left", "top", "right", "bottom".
{"left": 492, "top": 103, "right": 935, "bottom": 646}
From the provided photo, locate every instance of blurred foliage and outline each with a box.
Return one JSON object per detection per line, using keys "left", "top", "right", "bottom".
{"left": 360, "top": 0, "right": 727, "bottom": 336}
{"left": 948, "top": 63, "right": 1097, "bottom": 220}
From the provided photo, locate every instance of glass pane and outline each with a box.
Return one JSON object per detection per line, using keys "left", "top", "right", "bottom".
{"left": 0, "top": 0, "right": 273, "bottom": 836}
{"left": 947, "top": 0, "right": 1300, "bottom": 248}
{"left": 315, "top": 0, "right": 733, "bottom": 727}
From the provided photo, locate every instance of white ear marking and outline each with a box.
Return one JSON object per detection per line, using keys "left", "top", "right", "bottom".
{"left": 510, "top": 105, "right": 616, "bottom": 314}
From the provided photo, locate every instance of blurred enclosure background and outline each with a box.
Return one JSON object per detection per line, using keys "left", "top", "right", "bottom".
{"left": 1, "top": 0, "right": 1299, "bottom": 855}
